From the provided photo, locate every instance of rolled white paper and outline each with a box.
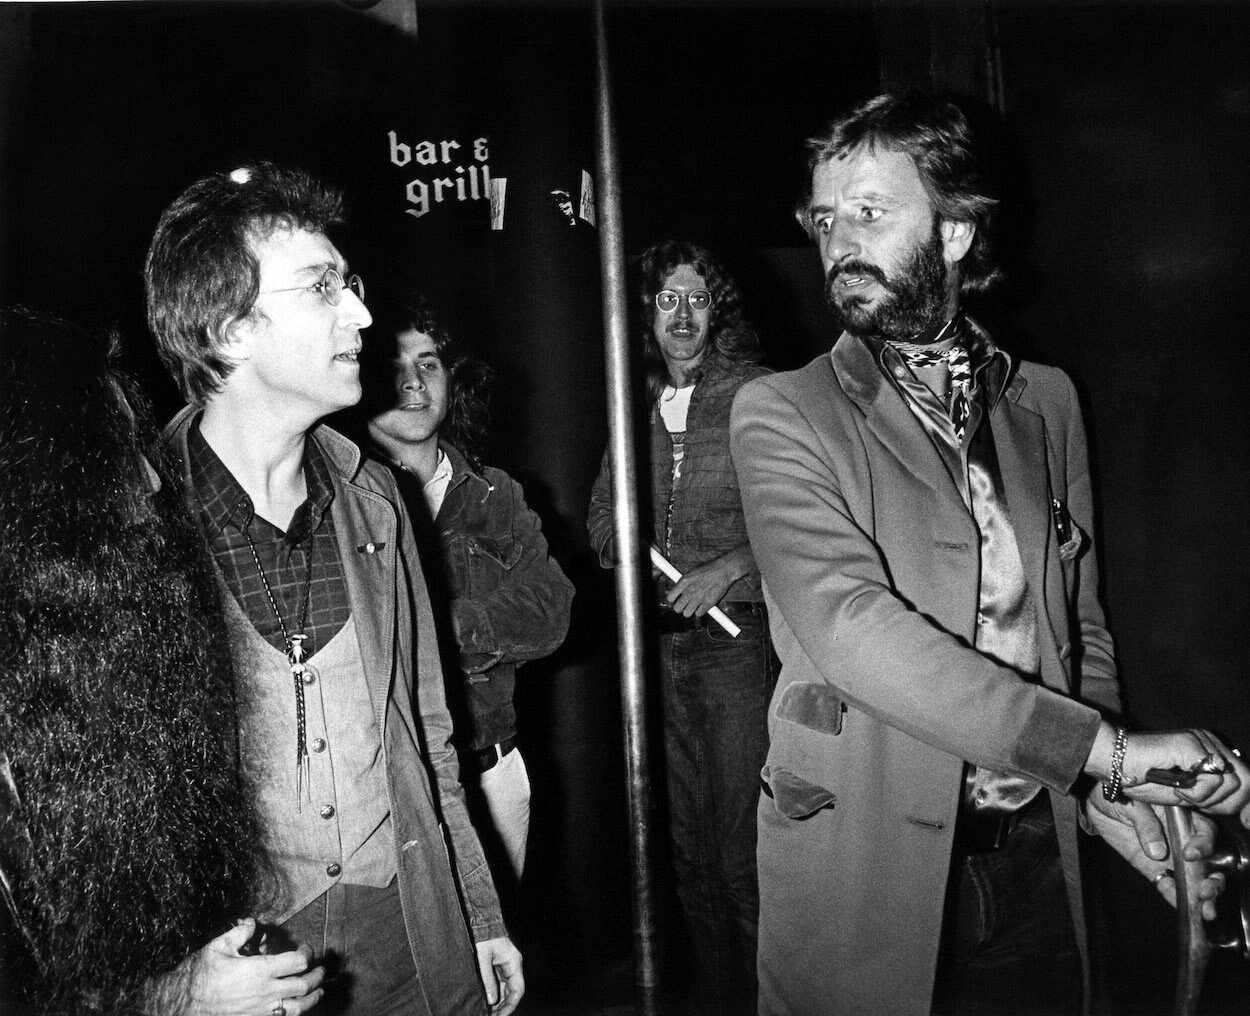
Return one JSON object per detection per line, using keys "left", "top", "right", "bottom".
{"left": 649, "top": 546, "right": 741, "bottom": 638}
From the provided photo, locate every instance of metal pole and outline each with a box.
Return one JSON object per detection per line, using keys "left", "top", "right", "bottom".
{"left": 593, "top": 2, "right": 661, "bottom": 1012}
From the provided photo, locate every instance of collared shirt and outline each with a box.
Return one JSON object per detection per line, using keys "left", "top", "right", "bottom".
{"left": 872, "top": 322, "right": 1010, "bottom": 499}
{"left": 873, "top": 320, "right": 1042, "bottom": 814}
{"left": 188, "top": 418, "right": 350, "bottom": 657}
{"left": 422, "top": 447, "right": 454, "bottom": 520}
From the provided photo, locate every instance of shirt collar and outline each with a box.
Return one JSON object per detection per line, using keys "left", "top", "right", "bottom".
{"left": 188, "top": 417, "right": 334, "bottom": 543}
{"left": 869, "top": 313, "right": 1013, "bottom": 408}
{"left": 423, "top": 447, "right": 453, "bottom": 491}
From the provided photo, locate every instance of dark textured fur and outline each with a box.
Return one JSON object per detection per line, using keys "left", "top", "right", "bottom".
{"left": 0, "top": 309, "right": 264, "bottom": 1014}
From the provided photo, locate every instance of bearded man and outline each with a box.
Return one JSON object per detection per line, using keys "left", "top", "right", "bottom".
{"left": 728, "top": 92, "right": 1250, "bottom": 1016}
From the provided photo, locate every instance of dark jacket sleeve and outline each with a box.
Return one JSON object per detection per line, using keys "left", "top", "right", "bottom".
{"left": 586, "top": 448, "right": 617, "bottom": 567}
{"left": 450, "top": 472, "right": 574, "bottom": 674}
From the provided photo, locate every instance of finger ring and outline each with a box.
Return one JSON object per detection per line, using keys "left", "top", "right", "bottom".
{"left": 1153, "top": 869, "right": 1174, "bottom": 885}
{"left": 271, "top": 1003, "right": 286, "bottom": 1016}
{"left": 1197, "top": 754, "right": 1229, "bottom": 775}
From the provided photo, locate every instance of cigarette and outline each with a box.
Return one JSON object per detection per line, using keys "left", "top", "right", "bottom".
{"left": 650, "top": 546, "right": 741, "bottom": 638}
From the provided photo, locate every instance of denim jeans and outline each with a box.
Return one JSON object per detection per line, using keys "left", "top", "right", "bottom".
{"left": 659, "top": 601, "right": 776, "bottom": 1016}
{"left": 932, "top": 794, "right": 1082, "bottom": 1016}
{"left": 275, "top": 879, "right": 422, "bottom": 1016}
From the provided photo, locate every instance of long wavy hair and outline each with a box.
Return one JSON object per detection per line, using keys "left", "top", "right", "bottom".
{"left": 637, "top": 239, "right": 762, "bottom": 404}
{"left": 0, "top": 307, "right": 265, "bottom": 1014}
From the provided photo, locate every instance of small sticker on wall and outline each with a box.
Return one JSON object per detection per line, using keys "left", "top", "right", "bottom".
{"left": 579, "top": 170, "right": 596, "bottom": 227}
{"left": 550, "top": 189, "right": 577, "bottom": 227}
{"left": 490, "top": 177, "right": 507, "bottom": 230}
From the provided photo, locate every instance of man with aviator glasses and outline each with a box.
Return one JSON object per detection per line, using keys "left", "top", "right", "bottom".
{"left": 589, "top": 239, "right": 774, "bottom": 1015}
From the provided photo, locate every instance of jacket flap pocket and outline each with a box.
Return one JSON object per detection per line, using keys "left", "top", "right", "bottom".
{"left": 465, "top": 537, "right": 522, "bottom": 569}
{"left": 775, "top": 680, "right": 844, "bottom": 735}
{"left": 762, "top": 763, "right": 837, "bottom": 819}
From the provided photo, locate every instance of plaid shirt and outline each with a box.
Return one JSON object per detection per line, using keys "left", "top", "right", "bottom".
{"left": 188, "top": 420, "right": 351, "bottom": 658}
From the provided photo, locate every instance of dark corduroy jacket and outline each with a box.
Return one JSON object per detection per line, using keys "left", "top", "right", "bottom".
{"left": 389, "top": 444, "right": 573, "bottom": 751}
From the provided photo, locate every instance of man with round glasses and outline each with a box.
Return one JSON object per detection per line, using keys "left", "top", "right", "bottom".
{"left": 589, "top": 239, "right": 774, "bottom": 1015}
{"left": 144, "top": 161, "right": 522, "bottom": 1016}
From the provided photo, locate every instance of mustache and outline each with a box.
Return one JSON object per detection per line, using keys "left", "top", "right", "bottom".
{"left": 827, "top": 259, "right": 890, "bottom": 289}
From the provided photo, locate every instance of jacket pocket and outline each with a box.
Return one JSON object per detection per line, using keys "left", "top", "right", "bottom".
{"left": 464, "top": 536, "right": 522, "bottom": 570}
{"left": 761, "top": 763, "right": 837, "bottom": 819}
{"left": 775, "top": 680, "right": 845, "bottom": 735}
{"left": 444, "top": 534, "right": 523, "bottom": 597}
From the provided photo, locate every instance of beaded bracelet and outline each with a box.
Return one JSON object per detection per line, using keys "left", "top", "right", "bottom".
{"left": 1103, "top": 726, "right": 1128, "bottom": 802}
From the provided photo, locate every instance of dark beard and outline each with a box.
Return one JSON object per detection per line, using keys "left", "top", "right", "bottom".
{"left": 0, "top": 311, "right": 268, "bottom": 1015}
{"left": 824, "top": 228, "right": 951, "bottom": 343}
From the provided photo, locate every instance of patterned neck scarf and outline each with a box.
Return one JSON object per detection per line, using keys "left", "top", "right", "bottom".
{"left": 897, "top": 340, "right": 973, "bottom": 442}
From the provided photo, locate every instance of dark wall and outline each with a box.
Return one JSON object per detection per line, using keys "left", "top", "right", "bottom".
{"left": 995, "top": 6, "right": 1250, "bottom": 1011}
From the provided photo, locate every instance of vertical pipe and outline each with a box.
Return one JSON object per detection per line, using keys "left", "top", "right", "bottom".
{"left": 593, "top": 2, "right": 660, "bottom": 1011}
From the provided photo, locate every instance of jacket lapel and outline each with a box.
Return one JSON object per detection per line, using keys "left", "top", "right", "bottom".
{"left": 992, "top": 380, "right": 1067, "bottom": 684}
{"left": 831, "top": 334, "right": 965, "bottom": 507}
{"left": 316, "top": 430, "right": 398, "bottom": 722}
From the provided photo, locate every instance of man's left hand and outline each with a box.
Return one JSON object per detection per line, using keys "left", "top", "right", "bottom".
{"left": 666, "top": 548, "right": 752, "bottom": 617}
{"left": 475, "top": 936, "right": 524, "bottom": 1016}
{"left": 1084, "top": 791, "right": 1225, "bottom": 919}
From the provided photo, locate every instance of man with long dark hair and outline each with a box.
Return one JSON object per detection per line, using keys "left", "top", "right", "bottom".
{"left": 144, "top": 162, "right": 522, "bottom": 1016}
{"left": 355, "top": 298, "right": 573, "bottom": 913}
{"left": 730, "top": 90, "right": 1250, "bottom": 1016}
{"left": 588, "top": 240, "right": 774, "bottom": 1015}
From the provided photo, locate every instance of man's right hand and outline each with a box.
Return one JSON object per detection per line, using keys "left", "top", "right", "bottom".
{"left": 1084, "top": 793, "right": 1226, "bottom": 919}
{"left": 147, "top": 918, "right": 325, "bottom": 1016}
{"left": 1086, "top": 722, "right": 1250, "bottom": 823}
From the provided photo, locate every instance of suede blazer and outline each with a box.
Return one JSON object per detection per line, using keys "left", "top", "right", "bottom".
{"left": 165, "top": 407, "right": 502, "bottom": 1016}
{"left": 729, "top": 330, "right": 1121, "bottom": 1016}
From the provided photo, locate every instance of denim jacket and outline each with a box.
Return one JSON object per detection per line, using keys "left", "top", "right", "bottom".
{"left": 588, "top": 352, "right": 767, "bottom": 603}
{"left": 391, "top": 445, "right": 574, "bottom": 751}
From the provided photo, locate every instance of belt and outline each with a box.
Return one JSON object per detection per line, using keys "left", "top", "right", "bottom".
{"left": 655, "top": 601, "right": 761, "bottom": 634}
{"left": 463, "top": 736, "right": 517, "bottom": 774}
